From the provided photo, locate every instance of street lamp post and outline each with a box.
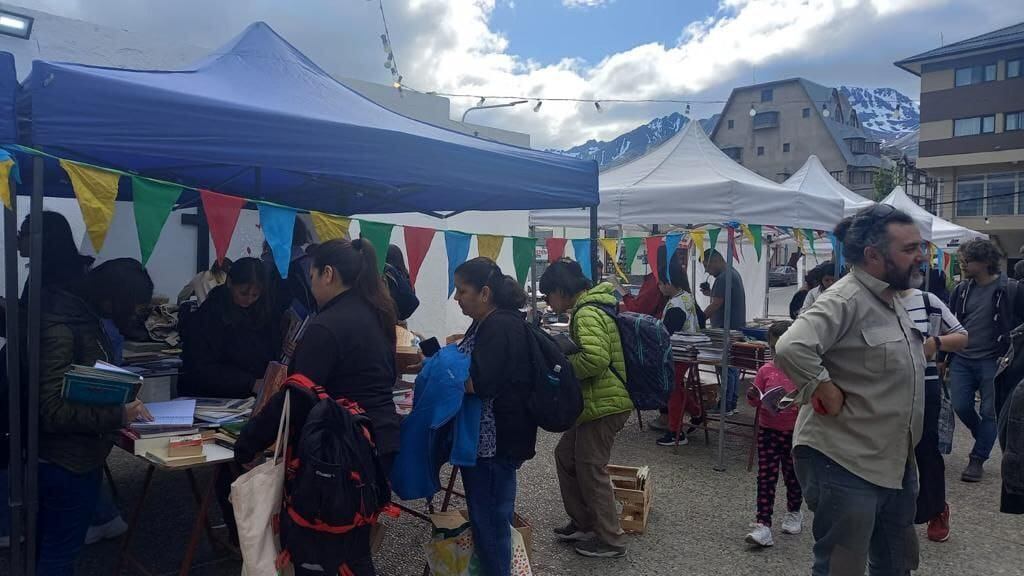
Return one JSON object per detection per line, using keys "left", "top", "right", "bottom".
{"left": 461, "top": 100, "right": 529, "bottom": 123}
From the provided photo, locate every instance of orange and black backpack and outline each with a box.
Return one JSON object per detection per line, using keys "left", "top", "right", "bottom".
{"left": 278, "top": 375, "right": 392, "bottom": 574}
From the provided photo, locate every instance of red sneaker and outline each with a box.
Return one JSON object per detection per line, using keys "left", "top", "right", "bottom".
{"left": 927, "top": 503, "right": 950, "bottom": 542}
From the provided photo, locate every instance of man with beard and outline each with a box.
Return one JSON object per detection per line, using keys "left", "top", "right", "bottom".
{"left": 774, "top": 205, "right": 926, "bottom": 576}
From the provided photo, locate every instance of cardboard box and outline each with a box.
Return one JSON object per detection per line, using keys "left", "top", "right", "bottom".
{"left": 429, "top": 510, "right": 533, "bottom": 562}
{"left": 608, "top": 465, "right": 652, "bottom": 534}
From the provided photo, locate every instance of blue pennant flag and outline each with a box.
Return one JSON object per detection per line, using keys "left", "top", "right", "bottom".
{"left": 258, "top": 204, "right": 297, "bottom": 278}
{"left": 445, "top": 231, "right": 472, "bottom": 297}
{"left": 572, "top": 238, "right": 592, "bottom": 279}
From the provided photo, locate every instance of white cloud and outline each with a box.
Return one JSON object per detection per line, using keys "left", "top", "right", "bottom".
{"left": 562, "top": 0, "right": 613, "bottom": 7}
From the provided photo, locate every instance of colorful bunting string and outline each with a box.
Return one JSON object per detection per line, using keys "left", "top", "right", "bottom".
{"left": 644, "top": 236, "right": 663, "bottom": 283}
{"left": 200, "top": 189, "right": 246, "bottom": 265}
{"left": 571, "top": 238, "right": 592, "bottom": 279}
{"left": 691, "top": 230, "right": 706, "bottom": 261}
{"left": 403, "top": 226, "right": 436, "bottom": 287}
{"left": 62, "top": 160, "right": 121, "bottom": 252}
{"left": 358, "top": 220, "right": 395, "bottom": 272}
{"left": 804, "top": 229, "right": 818, "bottom": 259}
{"left": 477, "top": 234, "right": 504, "bottom": 262}
{"left": 599, "top": 238, "right": 627, "bottom": 281}
{"left": 665, "top": 233, "right": 683, "bottom": 283}
{"left": 621, "top": 237, "right": 643, "bottom": 273}
{"left": 131, "top": 177, "right": 182, "bottom": 265}
{"left": 512, "top": 236, "right": 536, "bottom": 287}
{"left": 258, "top": 204, "right": 297, "bottom": 278}
{"left": 311, "top": 212, "right": 351, "bottom": 242}
{"left": 545, "top": 237, "right": 567, "bottom": 262}
{"left": 445, "top": 231, "right": 472, "bottom": 297}
{"left": 706, "top": 228, "right": 721, "bottom": 258}
{"left": 0, "top": 150, "right": 19, "bottom": 211}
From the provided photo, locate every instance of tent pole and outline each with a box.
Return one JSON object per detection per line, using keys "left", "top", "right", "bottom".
{"left": 715, "top": 226, "right": 735, "bottom": 472}
{"left": 25, "top": 156, "right": 44, "bottom": 575}
{"left": 529, "top": 226, "right": 538, "bottom": 325}
{"left": 589, "top": 206, "right": 599, "bottom": 283}
{"left": 4, "top": 168, "right": 24, "bottom": 576}
{"left": 763, "top": 234, "right": 770, "bottom": 318}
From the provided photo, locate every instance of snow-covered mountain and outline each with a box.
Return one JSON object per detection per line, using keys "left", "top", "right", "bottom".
{"left": 554, "top": 113, "right": 718, "bottom": 170}
{"left": 840, "top": 86, "right": 919, "bottom": 142}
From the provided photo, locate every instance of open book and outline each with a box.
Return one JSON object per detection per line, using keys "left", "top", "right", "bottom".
{"left": 757, "top": 385, "right": 789, "bottom": 417}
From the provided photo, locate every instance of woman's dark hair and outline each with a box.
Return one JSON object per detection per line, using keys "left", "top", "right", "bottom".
{"left": 814, "top": 261, "right": 836, "bottom": 279}
{"left": 833, "top": 204, "right": 915, "bottom": 265}
{"left": 312, "top": 239, "right": 397, "bottom": 346}
{"left": 80, "top": 258, "right": 154, "bottom": 333}
{"left": 387, "top": 244, "right": 410, "bottom": 277}
{"left": 958, "top": 239, "right": 1003, "bottom": 275}
{"left": 539, "top": 258, "right": 592, "bottom": 298}
{"left": 293, "top": 218, "right": 310, "bottom": 247}
{"left": 227, "top": 257, "right": 267, "bottom": 288}
{"left": 20, "top": 211, "right": 94, "bottom": 291}
{"left": 659, "top": 249, "right": 691, "bottom": 292}
{"left": 768, "top": 320, "right": 792, "bottom": 342}
{"left": 454, "top": 257, "right": 527, "bottom": 311}
{"left": 210, "top": 257, "right": 232, "bottom": 276}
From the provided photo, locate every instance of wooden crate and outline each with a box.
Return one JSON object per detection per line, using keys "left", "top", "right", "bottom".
{"left": 607, "top": 465, "right": 652, "bottom": 534}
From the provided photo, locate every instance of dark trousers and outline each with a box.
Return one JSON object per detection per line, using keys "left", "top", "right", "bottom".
{"left": 755, "top": 428, "right": 802, "bottom": 526}
{"left": 794, "top": 446, "right": 918, "bottom": 576}
{"left": 37, "top": 463, "right": 103, "bottom": 576}
{"left": 915, "top": 378, "right": 945, "bottom": 523}
{"left": 462, "top": 456, "right": 521, "bottom": 576}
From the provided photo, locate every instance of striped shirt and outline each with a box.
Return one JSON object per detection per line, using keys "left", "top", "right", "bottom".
{"left": 898, "top": 289, "right": 967, "bottom": 383}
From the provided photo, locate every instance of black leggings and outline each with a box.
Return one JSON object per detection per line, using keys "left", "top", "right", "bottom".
{"left": 915, "top": 379, "right": 945, "bottom": 523}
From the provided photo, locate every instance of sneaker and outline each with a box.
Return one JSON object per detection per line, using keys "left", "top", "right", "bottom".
{"left": 648, "top": 413, "right": 670, "bottom": 432}
{"left": 554, "top": 522, "right": 595, "bottom": 542}
{"left": 707, "top": 407, "right": 737, "bottom": 417}
{"left": 961, "top": 457, "right": 984, "bottom": 483}
{"left": 574, "top": 538, "right": 626, "bottom": 558}
{"left": 685, "top": 415, "right": 704, "bottom": 434}
{"left": 927, "top": 503, "right": 950, "bottom": 542}
{"left": 656, "top": 432, "right": 688, "bottom": 447}
{"left": 780, "top": 511, "right": 803, "bottom": 535}
{"left": 85, "top": 516, "right": 129, "bottom": 545}
{"left": 745, "top": 523, "right": 774, "bottom": 547}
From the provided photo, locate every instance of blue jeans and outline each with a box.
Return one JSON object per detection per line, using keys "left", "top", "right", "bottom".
{"left": 461, "top": 457, "right": 521, "bottom": 576}
{"left": 794, "top": 446, "right": 918, "bottom": 576}
{"left": 0, "top": 470, "right": 119, "bottom": 538}
{"left": 37, "top": 464, "right": 102, "bottom": 576}
{"left": 949, "top": 356, "right": 998, "bottom": 461}
{"left": 715, "top": 367, "right": 739, "bottom": 411}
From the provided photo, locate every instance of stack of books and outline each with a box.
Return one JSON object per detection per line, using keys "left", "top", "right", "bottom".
{"left": 188, "top": 397, "right": 254, "bottom": 426}
{"left": 212, "top": 421, "right": 246, "bottom": 450}
{"left": 670, "top": 333, "right": 710, "bottom": 363}
{"left": 118, "top": 426, "right": 201, "bottom": 456}
{"left": 62, "top": 362, "right": 143, "bottom": 405}
{"left": 129, "top": 398, "right": 196, "bottom": 436}
{"left": 697, "top": 329, "right": 745, "bottom": 362}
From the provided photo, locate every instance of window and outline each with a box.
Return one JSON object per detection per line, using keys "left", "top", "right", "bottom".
{"left": 802, "top": 107, "right": 810, "bottom": 118}
{"left": 955, "top": 67, "right": 972, "bottom": 86}
{"left": 752, "top": 111, "right": 779, "bottom": 130}
{"left": 985, "top": 64, "right": 997, "bottom": 81}
{"left": 783, "top": 143, "right": 790, "bottom": 153}
{"left": 761, "top": 89, "right": 773, "bottom": 102}
{"left": 727, "top": 119, "right": 734, "bottom": 129}
{"left": 956, "top": 176, "right": 985, "bottom": 216}
{"left": 955, "top": 63, "right": 998, "bottom": 86}
{"left": 1006, "top": 111, "right": 1024, "bottom": 131}
{"left": 1009, "top": 59, "right": 1022, "bottom": 79}
{"left": 722, "top": 146, "right": 742, "bottom": 162}
{"left": 757, "top": 146, "right": 765, "bottom": 156}
{"left": 829, "top": 170, "right": 844, "bottom": 183}
{"left": 846, "top": 138, "right": 866, "bottom": 154}
{"left": 953, "top": 115, "right": 996, "bottom": 136}
{"left": 988, "top": 173, "right": 1016, "bottom": 216}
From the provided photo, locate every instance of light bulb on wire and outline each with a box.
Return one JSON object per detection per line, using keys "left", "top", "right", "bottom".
{"left": 685, "top": 103, "right": 691, "bottom": 115}
{"left": 595, "top": 101, "right": 603, "bottom": 113}
{"left": 477, "top": 97, "right": 486, "bottom": 106}
{"left": 749, "top": 104, "right": 757, "bottom": 117}
{"left": 533, "top": 100, "right": 543, "bottom": 112}
{"left": 822, "top": 102, "right": 831, "bottom": 118}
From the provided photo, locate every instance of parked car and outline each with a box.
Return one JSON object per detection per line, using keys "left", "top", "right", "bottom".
{"left": 769, "top": 265, "right": 798, "bottom": 287}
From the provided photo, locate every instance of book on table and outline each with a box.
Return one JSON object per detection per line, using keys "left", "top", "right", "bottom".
{"left": 62, "top": 361, "right": 143, "bottom": 406}
{"left": 145, "top": 446, "right": 208, "bottom": 467}
{"left": 130, "top": 398, "right": 196, "bottom": 433}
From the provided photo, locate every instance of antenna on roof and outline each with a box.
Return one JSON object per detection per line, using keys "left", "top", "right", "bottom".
{"left": 940, "top": 32, "right": 944, "bottom": 46}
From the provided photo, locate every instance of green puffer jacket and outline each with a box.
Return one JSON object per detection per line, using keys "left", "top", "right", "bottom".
{"left": 569, "top": 283, "right": 634, "bottom": 423}
{"left": 39, "top": 289, "right": 123, "bottom": 474}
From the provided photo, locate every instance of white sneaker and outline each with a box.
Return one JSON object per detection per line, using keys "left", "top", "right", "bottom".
{"left": 85, "top": 516, "right": 129, "bottom": 545}
{"left": 745, "top": 523, "right": 774, "bottom": 547}
{"left": 781, "top": 511, "right": 803, "bottom": 535}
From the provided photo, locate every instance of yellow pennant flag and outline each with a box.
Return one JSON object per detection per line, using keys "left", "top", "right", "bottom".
{"left": 792, "top": 228, "right": 805, "bottom": 250}
{"left": 311, "top": 212, "right": 351, "bottom": 242}
{"left": 599, "top": 238, "right": 628, "bottom": 281}
{"left": 0, "top": 157, "right": 14, "bottom": 211}
{"left": 740, "top": 224, "right": 756, "bottom": 247}
{"left": 691, "top": 230, "right": 706, "bottom": 261}
{"left": 476, "top": 234, "right": 504, "bottom": 261}
{"left": 61, "top": 160, "right": 120, "bottom": 252}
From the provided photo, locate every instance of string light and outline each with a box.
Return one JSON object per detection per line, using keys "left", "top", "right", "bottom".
{"left": 748, "top": 104, "right": 757, "bottom": 117}
{"left": 376, "top": 1, "right": 402, "bottom": 90}
{"left": 822, "top": 102, "right": 831, "bottom": 118}
{"left": 533, "top": 100, "right": 543, "bottom": 112}
{"left": 594, "top": 101, "right": 602, "bottom": 112}
{"left": 685, "top": 103, "right": 691, "bottom": 115}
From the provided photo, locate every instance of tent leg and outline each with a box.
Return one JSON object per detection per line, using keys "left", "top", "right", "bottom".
{"left": 529, "top": 226, "right": 538, "bottom": 325}
{"left": 25, "top": 156, "right": 44, "bottom": 575}
{"left": 196, "top": 201, "right": 209, "bottom": 273}
{"left": 589, "top": 207, "right": 599, "bottom": 283}
{"left": 4, "top": 169, "right": 24, "bottom": 576}
{"left": 715, "top": 227, "right": 736, "bottom": 472}
{"left": 763, "top": 236, "right": 770, "bottom": 318}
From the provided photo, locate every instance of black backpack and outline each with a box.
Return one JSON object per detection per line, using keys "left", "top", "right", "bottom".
{"left": 279, "top": 375, "right": 392, "bottom": 574}
{"left": 384, "top": 264, "right": 420, "bottom": 322}
{"left": 524, "top": 323, "right": 584, "bottom": 432}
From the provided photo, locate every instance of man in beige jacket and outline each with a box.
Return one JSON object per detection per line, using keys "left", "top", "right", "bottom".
{"left": 775, "top": 205, "right": 926, "bottom": 576}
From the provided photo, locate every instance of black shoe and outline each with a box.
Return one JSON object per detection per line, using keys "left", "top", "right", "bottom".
{"left": 686, "top": 415, "right": 704, "bottom": 434}
{"left": 961, "top": 457, "right": 984, "bottom": 483}
{"left": 554, "top": 522, "right": 595, "bottom": 542}
{"left": 574, "top": 539, "right": 626, "bottom": 558}
{"left": 656, "top": 432, "right": 688, "bottom": 447}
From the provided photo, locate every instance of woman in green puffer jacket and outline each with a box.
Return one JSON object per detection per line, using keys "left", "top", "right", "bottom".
{"left": 539, "top": 259, "right": 633, "bottom": 560}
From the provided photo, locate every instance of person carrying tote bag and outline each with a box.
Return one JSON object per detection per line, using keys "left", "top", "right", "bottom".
{"left": 231, "top": 391, "right": 292, "bottom": 576}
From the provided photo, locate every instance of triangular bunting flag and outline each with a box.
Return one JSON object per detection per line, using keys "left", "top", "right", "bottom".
{"left": 644, "top": 236, "right": 663, "bottom": 282}
{"left": 665, "top": 233, "right": 682, "bottom": 283}
{"left": 0, "top": 150, "right": 20, "bottom": 212}
{"left": 707, "top": 228, "right": 721, "bottom": 257}
{"left": 691, "top": 231, "right": 706, "bottom": 262}
{"left": 311, "top": 212, "right": 351, "bottom": 242}
{"left": 403, "top": 226, "right": 435, "bottom": 287}
{"left": 792, "top": 228, "right": 805, "bottom": 252}
{"left": 512, "top": 236, "right": 537, "bottom": 287}
{"left": 258, "top": 204, "right": 297, "bottom": 278}
{"left": 477, "top": 234, "right": 504, "bottom": 262}
{"left": 200, "top": 189, "right": 246, "bottom": 265}
{"left": 358, "top": 220, "right": 394, "bottom": 272}
{"left": 131, "top": 177, "right": 181, "bottom": 265}
{"left": 804, "top": 229, "right": 818, "bottom": 258}
{"left": 545, "top": 237, "right": 567, "bottom": 262}
{"left": 445, "top": 231, "right": 472, "bottom": 297}
{"left": 730, "top": 227, "right": 741, "bottom": 263}
{"left": 572, "top": 239, "right": 592, "bottom": 279}
{"left": 621, "top": 237, "right": 643, "bottom": 273}
{"left": 748, "top": 224, "right": 763, "bottom": 261}
{"left": 599, "top": 238, "right": 627, "bottom": 281}
{"left": 62, "top": 160, "right": 121, "bottom": 252}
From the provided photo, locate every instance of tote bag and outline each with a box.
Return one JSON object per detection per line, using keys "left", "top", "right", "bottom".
{"left": 231, "top": 391, "right": 293, "bottom": 576}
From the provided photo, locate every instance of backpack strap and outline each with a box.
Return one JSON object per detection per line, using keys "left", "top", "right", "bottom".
{"left": 576, "top": 303, "right": 627, "bottom": 385}
{"left": 285, "top": 373, "right": 329, "bottom": 400}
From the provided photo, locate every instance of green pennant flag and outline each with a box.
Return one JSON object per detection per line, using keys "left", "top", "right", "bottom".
{"left": 707, "top": 227, "right": 722, "bottom": 256}
{"left": 621, "top": 237, "right": 643, "bottom": 274}
{"left": 749, "top": 224, "right": 763, "bottom": 261}
{"left": 358, "top": 220, "right": 394, "bottom": 272}
{"left": 804, "top": 229, "right": 818, "bottom": 257}
{"left": 131, "top": 177, "right": 181, "bottom": 265}
{"left": 512, "top": 236, "right": 537, "bottom": 287}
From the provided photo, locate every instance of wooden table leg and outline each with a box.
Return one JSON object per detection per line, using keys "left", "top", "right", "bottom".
{"left": 185, "top": 469, "right": 219, "bottom": 550}
{"left": 116, "top": 464, "right": 156, "bottom": 576}
{"left": 439, "top": 467, "right": 460, "bottom": 513}
{"left": 179, "top": 465, "right": 221, "bottom": 576}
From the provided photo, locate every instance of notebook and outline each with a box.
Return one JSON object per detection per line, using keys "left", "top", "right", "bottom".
{"left": 130, "top": 399, "right": 196, "bottom": 431}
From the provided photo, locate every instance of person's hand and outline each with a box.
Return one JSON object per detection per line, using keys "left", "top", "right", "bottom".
{"left": 124, "top": 400, "right": 153, "bottom": 425}
{"left": 700, "top": 286, "right": 711, "bottom": 297}
{"left": 811, "top": 381, "right": 844, "bottom": 416}
{"left": 608, "top": 275, "right": 626, "bottom": 297}
{"left": 446, "top": 333, "right": 464, "bottom": 345}
{"left": 746, "top": 386, "right": 760, "bottom": 404}
{"left": 923, "top": 337, "right": 937, "bottom": 360}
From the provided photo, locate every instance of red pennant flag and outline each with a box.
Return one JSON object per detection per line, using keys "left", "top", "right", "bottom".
{"left": 729, "top": 227, "right": 741, "bottom": 263}
{"left": 546, "top": 237, "right": 567, "bottom": 262}
{"left": 645, "top": 236, "right": 664, "bottom": 283}
{"left": 200, "top": 189, "right": 246, "bottom": 265}
{"left": 403, "top": 226, "right": 435, "bottom": 287}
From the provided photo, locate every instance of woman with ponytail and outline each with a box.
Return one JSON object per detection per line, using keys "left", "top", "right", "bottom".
{"left": 451, "top": 257, "right": 537, "bottom": 576}
{"left": 235, "top": 239, "right": 399, "bottom": 575}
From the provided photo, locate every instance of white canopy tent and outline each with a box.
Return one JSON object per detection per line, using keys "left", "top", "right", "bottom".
{"left": 530, "top": 122, "right": 845, "bottom": 231}
{"left": 784, "top": 155, "right": 875, "bottom": 217}
{"left": 881, "top": 186, "right": 987, "bottom": 249}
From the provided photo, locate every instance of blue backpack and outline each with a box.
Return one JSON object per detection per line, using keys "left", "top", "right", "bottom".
{"left": 581, "top": 303, "right": 675, "bottom": 417}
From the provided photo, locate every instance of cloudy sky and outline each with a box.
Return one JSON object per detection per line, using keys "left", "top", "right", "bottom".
{"left": 15, "top": 0, "right": 1020, "bottom": 149}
